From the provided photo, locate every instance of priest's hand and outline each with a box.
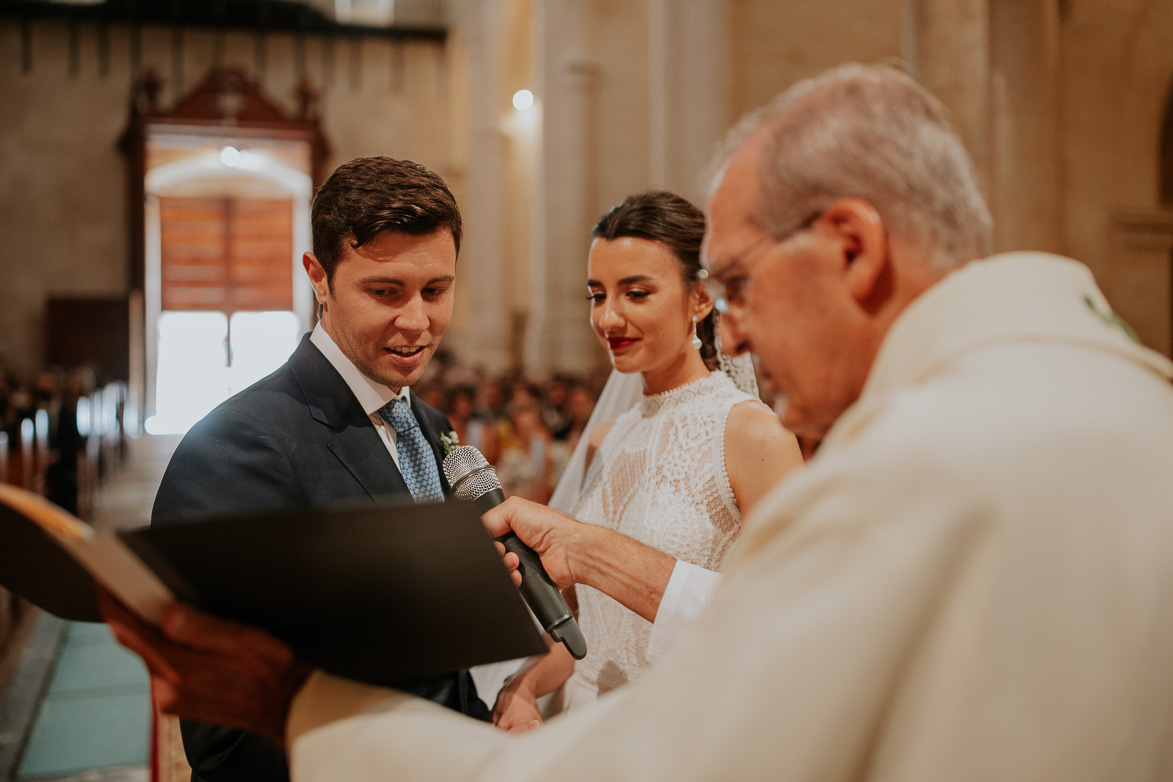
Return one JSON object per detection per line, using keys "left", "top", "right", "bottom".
{"left": 98, "top": 587, "right": 312, "bottom": 749}
{"left": 482, "top": 496, "right": 583, "bottom": 590}
{"left": 483, "top": 496, "right": 676, "bottom": 624}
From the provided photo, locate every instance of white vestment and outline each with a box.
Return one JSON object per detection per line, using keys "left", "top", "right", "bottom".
{"left": 288, "top": 253, "right": 1173, "bottom": 781}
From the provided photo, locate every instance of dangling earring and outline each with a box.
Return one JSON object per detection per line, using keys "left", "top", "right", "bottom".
{"left": 691, "top": 315, "right": 703, "bottom": 350}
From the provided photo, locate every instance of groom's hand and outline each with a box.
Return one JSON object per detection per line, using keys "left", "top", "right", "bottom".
{"left": 482, "top": 496, "right": 585, "bottom": 590}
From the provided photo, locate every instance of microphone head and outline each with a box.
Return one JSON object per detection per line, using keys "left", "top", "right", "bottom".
{"left": 442, "top": 444, "right": 503, "bottom": 502}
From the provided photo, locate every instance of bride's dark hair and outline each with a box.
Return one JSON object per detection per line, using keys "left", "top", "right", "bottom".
{"left": 591, "top": 190, "right": 718, "bottom": 370}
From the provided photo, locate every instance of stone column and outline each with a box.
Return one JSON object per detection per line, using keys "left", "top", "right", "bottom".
{"left": 451, "top": 0, "right": 513, "bottom": 370}
{"left": 648, "top": 0, "right": 731, "bottom": 202}
{"left": 904, "top": 0, "right": 993, "bottom": 199}
{"left": 526, "top": 0, "right": 602, "bottom": 373}
{"left": 989, "top": 0, "right": 1063, "bottom": 253}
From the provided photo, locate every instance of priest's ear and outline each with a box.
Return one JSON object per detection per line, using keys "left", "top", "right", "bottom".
{"left": 820, "top": 198, "right": 889, "bottom": 305}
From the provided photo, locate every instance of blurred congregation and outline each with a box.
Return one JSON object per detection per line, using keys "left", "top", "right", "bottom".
{"left": 411, "top": 358, "right": 605, "bottom": 504}
{"left": 0, "top": 356, "right": 602, "bottom": 516}
{"left": 0, "top": 365, "right": 127, "bottom": 516}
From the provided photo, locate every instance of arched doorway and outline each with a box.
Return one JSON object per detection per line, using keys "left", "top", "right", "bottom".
{"left": 122, "top": 68, "right": 328, "bottom": 433}
{"left": 144, "top": 144, "right": 313, "bottom": 433}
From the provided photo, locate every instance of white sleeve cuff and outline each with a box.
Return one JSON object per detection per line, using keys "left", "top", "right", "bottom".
{"left": 646, "top": 560, "right": 723, "bottom": 663}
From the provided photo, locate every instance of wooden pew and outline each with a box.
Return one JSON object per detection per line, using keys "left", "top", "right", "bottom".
{"left": 0, "top": 429, "right": 30, "bottom": 680}
{"left": 6, "top": 417, "right": 36, "bottom": 490}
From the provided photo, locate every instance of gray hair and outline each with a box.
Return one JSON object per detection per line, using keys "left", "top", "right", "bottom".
{"left": 713, "top": 63, "right": 992, "bottom": 269}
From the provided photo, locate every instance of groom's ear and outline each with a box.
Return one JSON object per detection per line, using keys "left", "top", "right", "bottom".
{"left": 303, "top": 252, "right": 329, "bottom": 302}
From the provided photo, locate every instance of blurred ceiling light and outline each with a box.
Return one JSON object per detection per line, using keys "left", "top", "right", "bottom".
{"left": 512, "top": 89, "right": 535, "bottom": 111}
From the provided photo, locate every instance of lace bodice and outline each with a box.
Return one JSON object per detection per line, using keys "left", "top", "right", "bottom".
{"left": 567, "top": 371, "right": 757, "bottom": 703}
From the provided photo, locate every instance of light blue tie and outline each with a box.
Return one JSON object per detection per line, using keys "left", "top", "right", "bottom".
{"left": 380, "top": 397, "right": 445, "bottom": 503}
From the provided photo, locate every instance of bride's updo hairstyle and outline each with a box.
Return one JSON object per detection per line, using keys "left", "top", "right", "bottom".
{"left": 591, "top": 190, "right": 718, "bottom": 370}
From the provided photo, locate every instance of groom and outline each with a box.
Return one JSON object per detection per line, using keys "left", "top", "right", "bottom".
{"left": 151, "top": 156, "right": 487, "bottom": 782}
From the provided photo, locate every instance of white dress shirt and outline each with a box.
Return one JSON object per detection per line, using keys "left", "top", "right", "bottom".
{"left": 310, "top": 324, "right": 411, "bottom": 470}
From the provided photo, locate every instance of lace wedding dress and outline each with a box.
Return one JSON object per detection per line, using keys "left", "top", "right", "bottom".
{"left": 562, "top": 370, "right": 758, "bottom": 707}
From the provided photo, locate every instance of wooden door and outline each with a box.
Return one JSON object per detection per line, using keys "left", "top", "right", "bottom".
{"left": 159, "top": 196, "right": 294, "bottom": 314}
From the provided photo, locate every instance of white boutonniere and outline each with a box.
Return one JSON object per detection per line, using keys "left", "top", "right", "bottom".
{"left": 440, "top": 430, "right": 460, "bottom": 455}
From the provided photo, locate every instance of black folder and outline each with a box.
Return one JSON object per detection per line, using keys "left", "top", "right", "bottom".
{"left": 0, "top": 486, "right": 546, "bottom": 685}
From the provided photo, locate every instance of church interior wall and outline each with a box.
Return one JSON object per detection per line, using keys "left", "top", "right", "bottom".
{"left": 0, "top": 16, "right": 452, "bottom": 375}
{"left": 729, "top": 0, "right": 906, "bottom": 121}
{"left": 1, "top": 19, "right": 134, "bottom": 376}
{"left": 1061, "top": 0, "right": 1173, "bottom": 356}
{"left": 3, "top": 0, "right": 1172, "bottom": 381}
{"left": 586, "top": 0, "right": 653, "bottom": 216}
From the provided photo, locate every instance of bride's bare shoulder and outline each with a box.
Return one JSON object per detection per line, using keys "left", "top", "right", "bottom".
{"left": 726, "top": 399, "right": 784, "bottom": 439}
{"left": 725, "top": 401, "right": 804, "bottom": 516}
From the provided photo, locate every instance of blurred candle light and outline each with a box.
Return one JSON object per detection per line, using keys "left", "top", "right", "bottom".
{"left": 219, "top": 145, "right": 242, "bottom": 168}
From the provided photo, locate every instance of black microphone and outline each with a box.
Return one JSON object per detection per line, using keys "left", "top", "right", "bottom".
{"left": 442, "top": 445, "right": 587, "bottom": 660}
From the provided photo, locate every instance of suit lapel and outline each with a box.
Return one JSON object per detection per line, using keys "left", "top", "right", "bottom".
{"left": 328, "top": 421, "right": 410, "bottom": 501}
{"left": 289, "top": 337, "right": 411, "bottom": 500}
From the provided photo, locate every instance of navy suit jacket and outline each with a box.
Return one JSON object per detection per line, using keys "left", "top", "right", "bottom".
{"left": 153, "top": 335, "right": 488, "bottom": 782}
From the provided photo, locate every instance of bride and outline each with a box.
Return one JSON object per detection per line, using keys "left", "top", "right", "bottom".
{"left": 491, "top": 190, "right": 803, "bottom": 730}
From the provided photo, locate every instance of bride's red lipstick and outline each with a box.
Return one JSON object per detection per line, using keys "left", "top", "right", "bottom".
{"left": 607, "top": 336, "right": 637, "bottom": 351}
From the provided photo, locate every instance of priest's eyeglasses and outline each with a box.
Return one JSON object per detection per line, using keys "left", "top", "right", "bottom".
{"left": 701, "top": 208, "right": 825, "bottom": 314}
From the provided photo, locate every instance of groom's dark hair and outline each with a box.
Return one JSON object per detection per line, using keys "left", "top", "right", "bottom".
{"left": 311, "top": 156, "right": 463, "bottom": 286}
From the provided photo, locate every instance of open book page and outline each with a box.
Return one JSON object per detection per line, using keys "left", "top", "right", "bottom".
{"left": 0, "top": 484, "right": 173, "bottom": 624}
